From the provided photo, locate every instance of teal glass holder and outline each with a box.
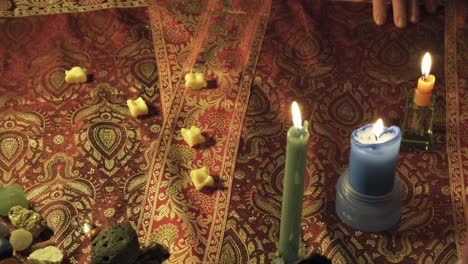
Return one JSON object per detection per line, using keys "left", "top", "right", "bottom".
{"left": 335, "top": 169, "right": 403, "bottom": 232}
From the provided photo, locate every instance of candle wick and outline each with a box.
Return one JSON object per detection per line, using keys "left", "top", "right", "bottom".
{"left": 374, "top": 134, "right": 378, "bottom": 141}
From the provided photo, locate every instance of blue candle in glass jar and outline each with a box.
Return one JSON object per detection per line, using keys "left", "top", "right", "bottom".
{"left": 348, "top": 119, "right": 402, "bottom": 196}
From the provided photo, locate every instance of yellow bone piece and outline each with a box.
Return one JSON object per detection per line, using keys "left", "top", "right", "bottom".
{"left": 64, "top": 66, "right": 87, "bottom": 84}
{"left": 127, "top": 97, "right": 149, "bottom": 117}
{"left": 181, "top": 126, "right": 206, "bottom": 147}
{"left": 185, "top": 72, "right": 207, "bottom": 90}
{"left": 190, "top": 167, "right": 214, "bottom": 191}
{"left": 28, "top": 246, "right": 64, "bottom": 264}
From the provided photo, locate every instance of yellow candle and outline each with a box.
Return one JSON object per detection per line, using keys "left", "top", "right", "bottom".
{"left": 414, "top": 52, "right": 436, "bottom": 106}
{"left": 127, "top": 97, "right": 149, "bottom": 117}
{"left": 185, "top": 72, "right": 207, "bottom": 90}
{"left": 190, "top": 167, "right": 214, "bottom": 190}
{"left": 65, "top": 66, "right": 88, "bottom": 84}
{"left": 181, "top": 126, "right": 206, "bottom": 147}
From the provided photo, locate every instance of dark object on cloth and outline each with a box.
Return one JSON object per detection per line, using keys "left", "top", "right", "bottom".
{"left": 0, "top": 257, "right": 21, "bottom": 264}
{"left": 0, "top": 238, "right": 13, "bottom": 259}
{"left": 297, "top": 253, "right": 332, "bottom": 264}
{"left": 91, "top": 223, "right": 140, "bottom": 264}
{"left": 0, "top": 224, "right": 8, "bottom": 239}
{"left": 206, "top": 79, "right": 217, "bottom": 88}
{"left": 135, "top": 243, "right": 170, "bottom": 264}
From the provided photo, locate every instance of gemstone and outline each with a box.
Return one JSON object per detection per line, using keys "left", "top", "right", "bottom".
{"left": 0, "top": 184, "right": 28, "bottom": 216}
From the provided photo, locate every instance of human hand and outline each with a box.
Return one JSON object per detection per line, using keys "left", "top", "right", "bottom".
{"left": 372, "top": 0, "right": 438, "bottom": 28}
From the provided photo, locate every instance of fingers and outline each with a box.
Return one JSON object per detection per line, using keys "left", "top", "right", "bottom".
{"left": 373, "top": 0, "right": 437, "bottom": 28}
{"left": 408, "top": 0, "right": 420, "bottom": 24}
{"left": 392, "top": 0, "right": 407, "bottom": 28}
{"left": 372, "top": 0, "right": 388, "bottom": 26}
{"left": 425, "top": 0, "right": 438, "bottom": 14}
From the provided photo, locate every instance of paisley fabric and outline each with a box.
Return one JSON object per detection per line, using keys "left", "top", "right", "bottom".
{"left": 0, "top": 0, "right": 466, "bottom": 264}
{"left": 220, "top": 1, "right": 458, "bottom": 263}
{"left": 139, "top": 1, "right": 271, "bottom": 263}
{"left": 0, "top": 0, "right": 150, "bottom": 17}
{"left": 0, "top": 8, "right": 159, "bottom": 263}
{"left": 446, "top": 0, "right": 468, "bottom": 259}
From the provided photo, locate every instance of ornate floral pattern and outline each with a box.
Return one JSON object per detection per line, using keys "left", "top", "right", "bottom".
{"left": 220, "top": 1, "right": 458, "bottom": 263}
{"left": 446, "top": 0, "right": 468, "bottom": 258}
{"left": 0, "top": 8, "right": 160, "bottom": 263}
{"left": 140, "top": 1, "right": 271, "bottom": 263}
{"left": 0, "top": 1, "right": 465, "bottom": 263}
{"left": 0, "top": 0, "right": 150, "bottom": 17}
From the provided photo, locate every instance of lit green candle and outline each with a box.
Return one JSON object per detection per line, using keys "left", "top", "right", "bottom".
{"left": 279, "top": 101, "right": 310, "bottom": 262}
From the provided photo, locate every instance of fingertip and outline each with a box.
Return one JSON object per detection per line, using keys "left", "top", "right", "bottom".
{"left": 395, "top": 16, "right": 407, "bottom": 29}
{"left": 373, "top": 0, "right": 388, "bottom": 26}
{"left": 408, "top": 0, "right": 420, "bottom": 24}
{"left": 374, "top": 14, "right": 387, "bottom": 26}
{"left": 409, "top": 14, "right": 419, "bottom": 24}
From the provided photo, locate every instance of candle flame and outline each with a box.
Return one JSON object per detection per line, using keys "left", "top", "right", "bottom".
{"left": 291, "top": 101, "right": 302, "bottom": 129}
{"left": 421, "top": 52, "right": 432, "bottom": 78}
{"left": 373, "top": 118, "right": 384, "bottom": 140}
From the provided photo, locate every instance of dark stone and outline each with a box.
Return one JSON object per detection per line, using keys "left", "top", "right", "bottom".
{"left": 135, "top": 244, "right": 170, "bottom": 264}
{"left": 206, "top": 79, "right": 217, "bottom": 88}
{"left": 297, "top": 253, "right": 332, "bottom": 264}
{"left": 91, "top": 223, "right": 140, "bottom": 264}
{"left": 0, "top": 223, "right": 8, "bottom": 238}
{"left": 0, "top": 238, "right": 13, "bottom": 259}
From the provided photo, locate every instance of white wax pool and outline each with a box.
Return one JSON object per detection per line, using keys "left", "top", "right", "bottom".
{"left": 355, "top": 126, "right": 397, "bottom": 144}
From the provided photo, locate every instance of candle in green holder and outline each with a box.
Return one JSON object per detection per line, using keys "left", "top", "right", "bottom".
{"left": 279, "top": 101, "right": 310, "bottom": 262}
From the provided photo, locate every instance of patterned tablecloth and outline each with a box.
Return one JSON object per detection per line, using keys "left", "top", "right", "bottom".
{"left": 0, "top": 0, "right": 466, "bottom": 263}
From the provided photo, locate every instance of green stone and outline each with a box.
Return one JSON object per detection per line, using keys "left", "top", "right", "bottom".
{"left": 0, "top": 184, "right": 28, "bottom": 216}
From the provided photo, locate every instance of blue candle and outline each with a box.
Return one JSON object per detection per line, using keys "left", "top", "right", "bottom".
{"left": 348, "top": 119, "right": 401, "bottom": 196}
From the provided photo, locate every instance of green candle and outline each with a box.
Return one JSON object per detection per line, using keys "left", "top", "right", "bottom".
{"left": 279, "top": 101, "right": 310, "bottom": 262}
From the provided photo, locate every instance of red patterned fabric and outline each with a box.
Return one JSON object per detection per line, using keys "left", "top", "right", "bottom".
{"left": 139, "top": 1, "right": 271, "bottom": 263}
{"left": 446, "top": 0, "right": 468, "bottom": 259}
{"left": 0, "top": 0, "right": 466, "bottom": 263}
{"left": 220, "top": 1, "right": 457, "bottom": 263}
{"left": 0, "top": 8, "right": 159, "bottom": 263}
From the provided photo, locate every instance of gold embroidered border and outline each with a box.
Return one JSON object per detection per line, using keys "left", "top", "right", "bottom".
{"left": 146, "top": 4, "right": 173, "bottom": 118}
{"left": 0, "top": 0, "right": 151, "bottom": 17}
{"left": 139, "top": 1, "right": 272, "bottom": 263}
{"left": 209, "top": 4, "right": 271, "bottom": 262}
{"left": 446, "top": 0, "right": 465, "bottom": 259}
